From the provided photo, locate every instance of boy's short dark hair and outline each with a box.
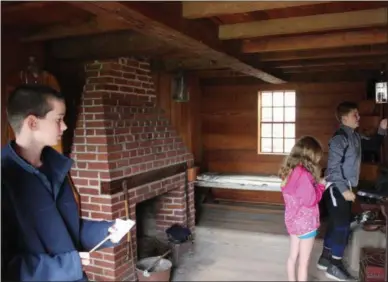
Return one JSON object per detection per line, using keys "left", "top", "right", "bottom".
{"left": 6, "top": 84, "right": 64, "bottom": 134}
{"left": 335, "top": 101, "right": 358, "bottom": 122}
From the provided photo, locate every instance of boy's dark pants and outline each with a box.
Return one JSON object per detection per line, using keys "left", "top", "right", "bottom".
{"left": 322, "top": 185, "right": 352, "bottom": 258}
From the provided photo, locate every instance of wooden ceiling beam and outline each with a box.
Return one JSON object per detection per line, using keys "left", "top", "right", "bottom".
{"left": 182, "top": 1, "right": 330, "bottom": 19}
{"left": 163, "top": 58, "right": 227, "bottom": 71}
{"left": 201, "top": 70, "right": 379, "bottom": 85}
{"left": 257, "top": 44, "right": 388, "bottom": 62}
{"left": 192, "top": 69, "right": 247, "bottom": 79}
{"left": 1, "top": 2, "right": 50, "bottom": 14}
{"left": 48, "top": 31, "right": 177, "bottom": 60}
{"left": 219, "top": 8, "right": 388, "bottom": 40}
{"left": 283, "top": 64, "right": 381, "bottom": 74}
{"left": 68, "top": 1, "right": 285, "bottom": 84}
{"left": 243, "top": 28, "right": 388, "bottom": 53}
{"left": 270, "top": 55, "right": 387, "bottom": 69}
{"left": 21, "top": 16, "right": 130, "bottom": 42}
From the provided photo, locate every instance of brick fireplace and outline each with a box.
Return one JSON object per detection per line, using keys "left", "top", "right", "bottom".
{"left": 70, "top": 57, "right": 195, "bottom": 281}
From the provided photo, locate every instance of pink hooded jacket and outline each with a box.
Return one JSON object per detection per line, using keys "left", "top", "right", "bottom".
{"left": 281, "top": 165, "right": 325, "bottom": 236}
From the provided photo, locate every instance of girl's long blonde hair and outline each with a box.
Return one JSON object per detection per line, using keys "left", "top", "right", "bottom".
{"left": 278, "top": 136, "right": 323, "bottom": 183}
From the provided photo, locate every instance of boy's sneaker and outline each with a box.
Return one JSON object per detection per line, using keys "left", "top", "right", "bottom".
{"left": 325, "top": 261, "right": 357, "bottom": 281}
{"left": 317, "top": 248, "right": 331, "bottom": 270}
{"left": 317, "top": 254, "right": 331, "bottom": 270}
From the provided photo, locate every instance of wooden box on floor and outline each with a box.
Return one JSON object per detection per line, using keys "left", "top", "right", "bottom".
{"left": 359, "top": 247, "right": 385, "bottom": 282}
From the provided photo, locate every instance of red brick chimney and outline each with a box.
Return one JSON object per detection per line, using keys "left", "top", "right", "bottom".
{"left": 70, "top": 57, "right": 195, "bottom": 281}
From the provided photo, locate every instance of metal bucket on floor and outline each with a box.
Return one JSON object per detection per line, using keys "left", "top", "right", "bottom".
{"left": 136, "top": 256, "right": 172, "bottom": 282}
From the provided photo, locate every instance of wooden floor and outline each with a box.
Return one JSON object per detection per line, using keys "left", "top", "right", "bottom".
{"left": 171, "top": 203, "right": 356, "bottom": 281}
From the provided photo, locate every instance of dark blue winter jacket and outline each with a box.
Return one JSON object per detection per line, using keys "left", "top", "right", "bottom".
{"left": 2, "top": 142, "right": 115, "bottom": 281}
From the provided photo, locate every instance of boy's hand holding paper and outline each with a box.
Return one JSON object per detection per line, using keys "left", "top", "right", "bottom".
{"left": 79, "top": 252, "right": 90, "bottom": 266}
{"left": 108, "top": 218, "right": 135, "bottom": 243}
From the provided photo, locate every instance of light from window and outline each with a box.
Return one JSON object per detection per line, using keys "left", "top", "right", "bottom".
{"left": 258, "top": 90, "right": 296, "bottom": 154}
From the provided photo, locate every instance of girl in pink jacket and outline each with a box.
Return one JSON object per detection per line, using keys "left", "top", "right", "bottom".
{"left": 279, "top": 136, "right": 326, "bottom": 281}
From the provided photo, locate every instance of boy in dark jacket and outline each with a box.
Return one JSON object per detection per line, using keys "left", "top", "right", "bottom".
{"left": 2, "top": 85, "right": 127, "bottom": 281}
{"left": 316, "top": 101, "right": 387, "bottom": 281}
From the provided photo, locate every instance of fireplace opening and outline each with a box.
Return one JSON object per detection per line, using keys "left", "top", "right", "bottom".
{"left": 136, "top": 196, "right": 169, "bottom": 260}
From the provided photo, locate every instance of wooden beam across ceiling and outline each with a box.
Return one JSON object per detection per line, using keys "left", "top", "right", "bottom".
{"left": 22, "top": 16, "right": 130, "bottom": 42}
{"left": 243, "top": 28, "right": 388, "bottom": 53}
{"left": 48, "top": 31, "right": 178, "bottom": 60}
{"left": 283, "top": 64, "right": 381, "bottom": 74}
{"left": 257, "top": 44, "right": 388, "bottom": 62}
{"left": 68, "top": 1, "right": 285, "bottom": 84}
{"left": 219, "top": 8, "right": 388, "bottom": 40}
{"left": 182, "top": 1, "right": 330, "bottom": 19}
{"left": 192, "top": 69, "right": 247, "bottom": 79}
{"left": 1, "top": 2, "right": 50, "bottom": 14}
{"left": 270, "top": 55, "right": 387, "bottom": 69}
{"left": 201, "top": 70, "right": 379, "bottom": 85}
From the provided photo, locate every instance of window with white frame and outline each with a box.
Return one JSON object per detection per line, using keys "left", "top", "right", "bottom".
{"left": 258, "top": 90, "right": 296, "bottom": 154}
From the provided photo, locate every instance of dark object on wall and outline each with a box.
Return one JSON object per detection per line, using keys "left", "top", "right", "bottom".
{"left": 20, "top": 56, "right": 43, "bottom": 84}
{"left": 171, "top": 70, "right": 189, "bottom": 102}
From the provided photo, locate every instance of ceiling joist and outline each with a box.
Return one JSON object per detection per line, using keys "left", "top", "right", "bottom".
{"left": 270, "top": 55, "right": 387, "bottom": 69}
{"left": 257, "top": 45, "right": 388, "bottom": 62}
{"left": 283, "top": 64, "right": 381, "bottom": 74}
{"left": 22, "top": 16, "right": 130, "bottom": 42}
{"left": 243, "top": 28, "right": 388, "bottom": 53}
{"left": 219, "top": 8, "right": 388, "bottom": 40}
{"left": 48, "top": 31, "right": 176, "bottom": 60}
{"left": 1, "top": 2, "right": 50, "bottom": 14}
{"left": 182, "top": 1, "right": 330, "bottom": 19}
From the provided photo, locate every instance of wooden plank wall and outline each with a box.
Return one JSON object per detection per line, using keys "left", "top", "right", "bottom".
{"left": 201, "top": 81, "right": 366, "bottom": 204}
{"left": 153, "top": 72, "right": 202, "bottom": 165}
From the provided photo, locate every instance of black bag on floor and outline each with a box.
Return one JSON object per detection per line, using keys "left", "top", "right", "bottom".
{"left": 165, "top": 223, "right": 192, "bottom": 244}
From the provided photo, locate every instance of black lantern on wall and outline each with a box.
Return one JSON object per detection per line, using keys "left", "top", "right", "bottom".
{"left": 171, "top": 70, "right": 189, "bottom": 102}
{"left": 375, "top": 63, "right": 387, "bottom": 104}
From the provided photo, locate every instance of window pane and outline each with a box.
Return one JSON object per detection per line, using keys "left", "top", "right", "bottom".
{"left": 273, "top": 124, "right": 283, "bottom": 138}
{"left": 273, "top": 92, "right": 284, "bottom": 107}
{"left": 262, "top": 108, "right": 272, "bottom": 122}
{"left": 273, "top": 107, "right": 284, "bottom": 122}
{"left": 273, "top": 138, "right": 283, "bottom": 153}
{"left": 285, "top": 107, "right": 295, "bottom": 122}
{"left": 261, "top": 92, "right": 272, "bottom": 107}
{"left": 285, "top": 138, "right": 295, "bottom": 153}
{"left": 284, "top": 92, "right": 296, "bottom": 106}
{"left": 261, "top": 138, "right": 272, "bottom": 153}
{"left": 261, "top": 123, "right": 272, "bottom": 138}
{"left": 284, "top": 123, "right": 295, "bottom": 138}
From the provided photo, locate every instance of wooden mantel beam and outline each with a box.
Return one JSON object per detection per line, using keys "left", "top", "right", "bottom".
{"left": 68, "top": 1, "right": 285, "bottom": 84}
{"left": 243, "top": 28, "right": 388, "bottom": 53}
{"left": 220, "top": 8, "right": 388, "bottom": 40}
{"left": 182, "top": 1, "right": 330, "bottom": 19}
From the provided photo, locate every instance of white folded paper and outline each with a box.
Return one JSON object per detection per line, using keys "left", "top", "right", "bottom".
{"left": 109, "top": 218, "right": 136, "bottom": 243}
{"left": 79, "top": 252, "right": 90, "bottom": 265}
